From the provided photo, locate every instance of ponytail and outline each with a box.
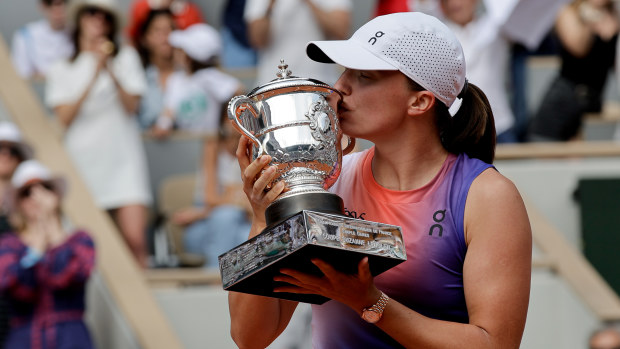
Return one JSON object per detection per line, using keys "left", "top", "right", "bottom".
{"left": 435, "top": 82, "right": 496, "bottom": 164}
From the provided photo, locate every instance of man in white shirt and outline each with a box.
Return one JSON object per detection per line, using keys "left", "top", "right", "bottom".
{"left": 244, "top": 0, "right": 351, "bottom": 86}
{"left": 11, "top": 0, "right": 73, "bottom": 80}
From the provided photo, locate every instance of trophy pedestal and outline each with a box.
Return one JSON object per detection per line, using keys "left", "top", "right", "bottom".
{"left": 265, "top": 192, "right": 344, "bottom": 226}
{"left": 218, "top": 210, "right": 406, "bottom": 304}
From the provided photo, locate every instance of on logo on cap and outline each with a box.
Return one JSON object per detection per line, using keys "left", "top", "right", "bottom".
{"left": 368, "top": 31, "right": 385, "bottom": 45}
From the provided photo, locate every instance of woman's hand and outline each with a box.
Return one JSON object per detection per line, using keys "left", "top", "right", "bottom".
{"left": 236, "top": 135, "right": 285, "bottom": 237}
{"left": 93, "top": 37, "right": 112, "bottom": 75}
{"left": 273, "top": 257, "right": 381, "bottom": 314}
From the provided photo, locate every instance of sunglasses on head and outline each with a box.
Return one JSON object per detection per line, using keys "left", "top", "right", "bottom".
{"left": 18, "top": 182, "right": 55, "bottom": 199}
{"left": 0, "top": 143, "right": 21, "bottom": 159}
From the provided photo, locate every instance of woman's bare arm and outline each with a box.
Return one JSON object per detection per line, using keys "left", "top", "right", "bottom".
{"left": 228, "top": 136, "right": 299, "bottom": 348}
{"left": 555, "top": 5, "right": 595, "bottom": 58}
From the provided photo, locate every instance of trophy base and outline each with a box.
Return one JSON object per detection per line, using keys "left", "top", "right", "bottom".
{"left": 219, "top": 210, "right": 406, "bottom": 304}
{"left": 265, "top": 192, "right": 344, "bottom": 226}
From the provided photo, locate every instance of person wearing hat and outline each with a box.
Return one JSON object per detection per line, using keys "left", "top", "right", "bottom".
{"left": 154, "top": 23, "right": 249, "bottom": 268}
{"left": 0, "top": 160, "right": 95, "bottom": 349}
{"left": 152, "top": 22, "right": 244, "bottom": 137}
{"left": 229, "top": 12, "right": 531, "bottom": 348}
{"left": 0, "top": 122, "right": 33, "bottom": 348}
{"left": 45, "top": 0, "right": 152, "bottom": 267}
{"left": 0, "top": 122, "right": 34, "bottom": 236}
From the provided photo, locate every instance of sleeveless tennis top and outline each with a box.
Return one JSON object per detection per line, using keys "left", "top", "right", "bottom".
{"left": 311, "top": 148, "right": 494, "bottom": 348}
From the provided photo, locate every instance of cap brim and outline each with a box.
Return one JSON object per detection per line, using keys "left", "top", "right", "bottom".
{"left": 3, "top": 141, "right": 34, "bottom": 160}
{"left": 307, "top": 40, "right": 397, "bottom": 71}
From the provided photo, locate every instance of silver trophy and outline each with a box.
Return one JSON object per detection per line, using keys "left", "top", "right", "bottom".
{"left": 219, "top": 61, "right": 406, "bottom": 304}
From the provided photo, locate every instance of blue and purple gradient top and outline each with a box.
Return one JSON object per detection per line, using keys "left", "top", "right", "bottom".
{"left": 311, "top": 148, "right": 493, "bottom": 348}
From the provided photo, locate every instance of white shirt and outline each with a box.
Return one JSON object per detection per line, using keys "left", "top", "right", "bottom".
{"left": 244, "top": 0, "right": 351, "bottom": 86}
{"left": 447, "top": 16, "right": 515, "bottom": 135}
{"left": 11, "top": 20, "right": 73, "bottom": 79}
{"left": 165, "top": 68, "right": 240, "bottom": 135}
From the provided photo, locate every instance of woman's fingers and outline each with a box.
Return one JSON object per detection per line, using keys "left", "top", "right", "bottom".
{"left": 273, "top": 285, "right": 318, "bottom": 294}
{"left": 251, "top": 164, "right": 275, "bottom": 194}
{"left": 264, "top": 181, "right": 286, "bottom": 202}
{"left": 274, "top": 269, "right": 322, "bottom": 294}
{"left": 236, "top": 135, "right": 252, "bottom": 171}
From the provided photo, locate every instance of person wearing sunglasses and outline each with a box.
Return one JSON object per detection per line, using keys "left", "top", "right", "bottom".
{"left": 0, "top": 122, "right": 33, "bottom": 235}
{"left": 0, "top": 122, "right": 33, "bottom": 349}
{"left": 45, "top": 0, "right": 152, "bottom": 267}
{"left": 0, "top": 160, "right": 95, "bottom": 349}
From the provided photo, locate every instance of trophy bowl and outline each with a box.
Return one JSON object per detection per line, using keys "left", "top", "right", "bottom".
{"left": 220, "top": 61, "right": 406, "bottom": 304}
{"left": 228, "top": 60, "right": 354, "bottom": 225}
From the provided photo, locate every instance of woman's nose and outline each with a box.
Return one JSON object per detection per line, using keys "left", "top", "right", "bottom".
{"left": 333, "top": 72, "right": 350, "bottom": 96}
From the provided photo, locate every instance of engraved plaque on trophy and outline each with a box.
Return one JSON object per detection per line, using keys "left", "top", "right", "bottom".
{"left": 218, "top": 61, "right": 406, "bottom": 304}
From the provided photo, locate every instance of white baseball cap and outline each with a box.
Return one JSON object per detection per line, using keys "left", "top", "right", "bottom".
{"left": 11, "top": 160, "right": 67, "bottom": 198}
{"left": 307, "top": 12, "right": 467, "bottom": 115}
{"left": 0, "top": 122, "right": 33, "bottom": 160}
{"left": 169, "top": 23, "right": 221, "bottom": 63}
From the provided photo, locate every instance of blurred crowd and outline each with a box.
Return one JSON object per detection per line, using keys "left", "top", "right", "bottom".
{"left": 1, "top": 0, "right": 620, "bottom": 347}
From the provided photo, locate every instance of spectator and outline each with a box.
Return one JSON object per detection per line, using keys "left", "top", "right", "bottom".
{"left": 0, "top": 122, "right": 33, "bottom": 349}
{"left": 126, "top": 0, "right": 203, "bottom": 45}
{"left": 589, "top": 324, "right": 620, "bottom": 349}
{"left": 220, "top": 0, "right": 257, "bottom": 69}
{"left": 528, "top": 0, "right": 619, "bottom": 141}
{"left": 134, "top": 8, "right": 176, "bottom": 131}
{"left": 153, "top": 23, "right": 244, "bottom": 137}
{"left": 440, "top": 0, "right": 518, "bottom": 143}
{"left": 45, "top": 0, "right": 152, "bottom": 267}
{"left": 174, "top": 116, "right": 251, "bottom": 268}
{"left": 0, "top": 160, "right": 95, "bottom": 349}
{"left": 244, "top": 0, "right": 351, "bottom": 85}
{"left": 11, "top": 0, "right": 73, "bottom": 80}
{"left": 0, "top": 123, "right": 34, "bottom": 235}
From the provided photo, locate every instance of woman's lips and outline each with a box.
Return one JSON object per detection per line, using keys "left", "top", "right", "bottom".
{"left": 337, "top": 102, "right": 350, "bottom": 117}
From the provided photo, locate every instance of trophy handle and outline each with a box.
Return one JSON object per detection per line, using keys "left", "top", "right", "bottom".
{"left": 228, "top": 95, "right": 264, "bottom": 156}
{"left": 342, "top": 135, "right": 356, "bottom": 155}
